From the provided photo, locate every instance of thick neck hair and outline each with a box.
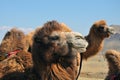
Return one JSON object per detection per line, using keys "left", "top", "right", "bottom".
{"left": 0, "top": 28, "right": 26, "bottom": 54}
{"left": 105, "top": 50, "right": 120, "bottom": 80}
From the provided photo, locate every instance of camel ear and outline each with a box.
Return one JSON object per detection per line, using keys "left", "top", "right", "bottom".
{"left": 3, "top": 31, "right": 11, "bottom": 40}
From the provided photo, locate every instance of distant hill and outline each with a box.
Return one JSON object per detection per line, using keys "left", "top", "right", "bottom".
{"left": 110, "top": 25, "right": 120, "bottom": 34}
{"left": 102, "top": 25, "right": 120, "bottom": 52}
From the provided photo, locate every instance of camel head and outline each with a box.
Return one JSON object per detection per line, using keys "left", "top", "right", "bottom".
{"left": 0, "top": 28, "right": 26, "bottom": 61}
{"left": 90, "top": 20, "right": 115, "bottom": 38}
{"left": 32, "top": 21, "right": 88, "bottom": 63}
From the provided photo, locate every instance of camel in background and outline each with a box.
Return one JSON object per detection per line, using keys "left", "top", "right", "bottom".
{"left": 105, "top": 50, "right": 120, "bottom": 80}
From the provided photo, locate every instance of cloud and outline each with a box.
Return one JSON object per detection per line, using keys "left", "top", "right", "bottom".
{"left": 0, "top": 26, "right": 34, "bottom": 34}
{"left": 0, "top": 26, "right": 34, "bottom": 42}
{"left": 0, "top": 26, "right": 12, "bottom": 31}
{"left": 19, "top": 27, "right": 34, "bottom": 34}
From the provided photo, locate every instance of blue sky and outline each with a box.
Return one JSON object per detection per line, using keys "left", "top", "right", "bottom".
{"left": 0, "top": 0, "right": 120, "bottom": 42}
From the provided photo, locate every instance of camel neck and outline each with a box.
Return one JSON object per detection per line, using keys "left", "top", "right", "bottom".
{"left": 87, "top": 34, "right": 104, "bottom": 46}
{"left": 83, "top": 34, "right": 104, "bottom": 59}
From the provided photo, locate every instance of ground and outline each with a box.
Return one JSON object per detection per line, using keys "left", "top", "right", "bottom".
{"left": 78, "top": 53, "right": 108, "bottom": 80}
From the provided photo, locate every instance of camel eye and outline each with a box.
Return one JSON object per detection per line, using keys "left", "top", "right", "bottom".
{"left": 75, "top": 36, "right": 84, "bottom": 39}
{"left": 49, "top": 36, "right": 59, "bottom": 40}
{"left": 34, "top": 37, "right": 41, "bottom": 43}
{"left": 98, "top": 25, "right": 104, "bottom": 32}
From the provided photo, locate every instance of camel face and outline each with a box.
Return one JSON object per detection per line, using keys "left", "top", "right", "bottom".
{"left": 91, "top": 20, "right": 115, "bottom": 38}
{"left": 64, "top": 32, "right": 88, "bottom": 53}
{"left": 34, "top": 31, "right": 88, "bottom": 56}
{"left": 97, "top": 25, "right": 114, "bottom": 37}
{"left": 32, "top": 20, "right": 88, "bottom": 79}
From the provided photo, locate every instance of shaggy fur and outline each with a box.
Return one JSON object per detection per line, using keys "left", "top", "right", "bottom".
{"left": 82, "top": 20, "right": 114, "bottom": 59}
{"left": 0, "top": 28, "right": 29, "bottom": 61}
{"left": 0, "top": 28, "right": 32, "bottom": 78}
{"left": 0, "top": 51, "right": 32, "bottom": 78}
{"left": 60, "top": 23, "right": 72, "bottom": 32}
{"left": 105, "top": 50, "right": 120, "bottom": 80}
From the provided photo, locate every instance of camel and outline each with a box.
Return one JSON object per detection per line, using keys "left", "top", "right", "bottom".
{"left": 82, "top": 20, "right": 115, "bottom": 59}
{"left": 0, "top": 28, "right": 31, "bottom": 60}
{"left": 31, "top": 20, "right": 88, "bottom": 80}
{"left": 105, "top": 50, "right": 120, "bottom": 80}
{"left": 0, "top": 28, "right": 33, "bottom": 78}
{"left": 75, "top": 20, "right": 115, "bottom": 79}
{"left": 0, "top": 21, "right": 88, "bottom": 80}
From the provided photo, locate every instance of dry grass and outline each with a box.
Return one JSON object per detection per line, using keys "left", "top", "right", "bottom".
{"left": 78, "top": 53, "right": 108, "bottom": 80}
{"left": 79, "top": 77, "right": 103, "bottom": 80}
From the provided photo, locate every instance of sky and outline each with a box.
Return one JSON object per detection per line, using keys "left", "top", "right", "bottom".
{"left": 0, "top": 0, "right": 120, "bottom": 42}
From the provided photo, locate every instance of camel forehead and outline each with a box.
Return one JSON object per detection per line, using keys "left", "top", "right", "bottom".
{"left": 50, "top": 31, "right": 60, "bottom": 36}
{"left": 50, "top": 31, "right": 66, "bottom": 38}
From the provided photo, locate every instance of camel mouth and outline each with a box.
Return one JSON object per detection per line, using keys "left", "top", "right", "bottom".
{"left": 64, "top": 32, "right": 88, "bottom": 53}
{"left": 73, "top": 46, "right": 87, "bottom": 53}
{"left": 107, "top": 27, "right": 115, "bottom": 35}
{"left": 70, "top": 42, "right": 88, "bottom": 53}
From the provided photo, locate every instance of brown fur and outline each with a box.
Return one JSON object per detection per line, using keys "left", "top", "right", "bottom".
{"left": 105, "top": 50, "right": 120, "bottom": 80}
{"left": 0, "top": 51, "right": 32, "bottom": 78}
{"left": 0, "top": 28, "right": 30, "bottom": 57}
{"left": 25, "top": 30, "right": 36, "bottom": 52}
{"left": 0, "top": 28, "right": 27, "bottom": 54}
{"left": 82, "top": 20, "right": 114, "bottom": 59}
{"left": 60, "top": 23, "right": 72, "bottom": 32}
{"left": 0, "top": 28, "right": 32, "bottom": 78}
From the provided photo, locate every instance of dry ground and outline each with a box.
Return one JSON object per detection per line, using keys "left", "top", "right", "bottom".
{"left": 78, "top": 53, "right": 108, "bottom": 80}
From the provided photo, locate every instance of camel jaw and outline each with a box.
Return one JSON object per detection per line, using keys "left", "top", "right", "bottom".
{"left": 64, "top": 32, "right": 88, "bottom": 53}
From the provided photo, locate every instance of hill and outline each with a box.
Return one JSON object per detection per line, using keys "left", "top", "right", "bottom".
{"left": 103, "top": 25, "right": 120, "bottom": 52}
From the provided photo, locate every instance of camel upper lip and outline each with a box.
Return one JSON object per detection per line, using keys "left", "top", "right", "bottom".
{"left": 69, "top": 41, "right": 88, "bottom": 51}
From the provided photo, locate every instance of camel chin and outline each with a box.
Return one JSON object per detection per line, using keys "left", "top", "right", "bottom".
{"left": 64, "top": 32, "right": 88, "bottom": 53}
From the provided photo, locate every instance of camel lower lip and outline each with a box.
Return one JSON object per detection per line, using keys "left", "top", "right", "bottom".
{"left": 109, "top": 31, "right": 115, "bottom": 34}
{"left": 76, "top": 48, "right": 87, "bottom": 53}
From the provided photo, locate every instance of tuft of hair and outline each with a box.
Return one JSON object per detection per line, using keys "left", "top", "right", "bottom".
{"left": 92, "top": 20, "right": 106, "bottom": 27}
{"left": 60, "top": 23, "right": 72, "bottom": 32}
